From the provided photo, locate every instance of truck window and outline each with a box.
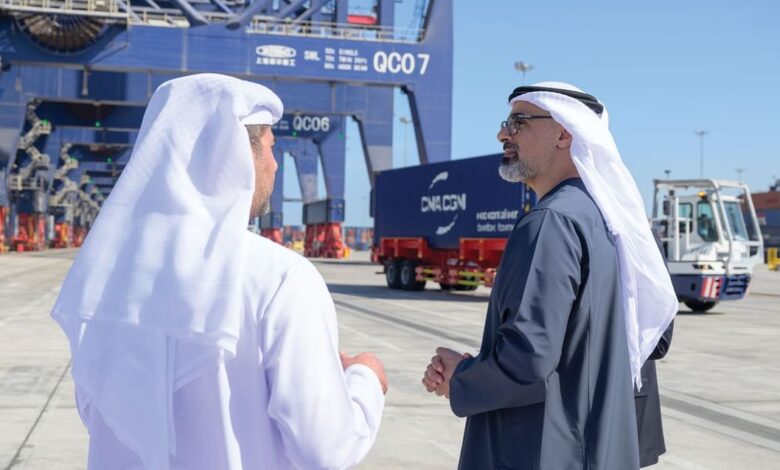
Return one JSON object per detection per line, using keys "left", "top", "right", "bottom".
{"left": 723, "top": 201, "right": 749, "bottom": 241}
{"left": 696, "top": 201, "right": 719, "bottom": 242}
{"left": 679, "top": 203, "right": 692, "bottom": 219}
{"left": 679, "top": 203, "right": 693, "bottom": 233}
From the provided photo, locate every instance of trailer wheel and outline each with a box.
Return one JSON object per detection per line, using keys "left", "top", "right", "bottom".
{"left": 454, "top": 273, "right": 479, "bottom": 291}
{"left": 455, "top": 284, "right": 478, "bottom": 292}
{"left": 684, "top": 300, "right": 717, "bottom": 312}
{"left": 385, "top": 260, "right": 402, "bottom": 289}
{"left": 400, "top": 260, "right": 426, "bottom": 291}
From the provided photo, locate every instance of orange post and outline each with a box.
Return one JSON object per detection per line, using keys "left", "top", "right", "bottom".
{"left": 51, "top": 223, "right": 72, "bottom": 248}
{"left": 0, "top": 206, "right": 8, "bottom": 253}
{"left": 73, "top": 226, "right": 87, "bottom": 247}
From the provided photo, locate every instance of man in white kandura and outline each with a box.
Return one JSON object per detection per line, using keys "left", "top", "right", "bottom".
{"left": 51, "top": 73, "right": 387, "bottom": 470}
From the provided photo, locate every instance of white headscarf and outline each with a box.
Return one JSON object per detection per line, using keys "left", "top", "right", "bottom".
{"left": 511, "top": 81, "right": 678, "bottom": 389}
{"left": 50, "top": 73, "right": 283, "bottom": 469}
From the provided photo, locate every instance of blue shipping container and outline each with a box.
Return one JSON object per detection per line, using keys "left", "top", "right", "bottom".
{"left": 373, "top": 154, "right": 536, "bottom": 250}
{"left": 757, "top": 209, "right": 780, "bottom": 227}
{"left": 763, "top": 227, "right": 780, "bottom": 246}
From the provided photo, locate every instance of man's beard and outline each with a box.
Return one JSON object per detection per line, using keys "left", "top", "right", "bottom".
{"left": 258, "top": 198, "right": 271, "bottom": 217}
{"left": 499, "top": 152, "right": 536, "bottom": 183}
{"left": 250, "top": 194, "right": 272, "bottom": 219}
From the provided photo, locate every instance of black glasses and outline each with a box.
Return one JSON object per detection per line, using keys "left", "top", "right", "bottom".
{"left": 500, "top": 113, "right": 553, "bottom": 135}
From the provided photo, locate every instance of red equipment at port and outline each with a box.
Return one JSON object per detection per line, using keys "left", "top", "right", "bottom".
{"left": 12, "top": 213, "right": 46, "bottom": 252}
{"left": 372, "top": 154, "right": 536, "bottom": 291}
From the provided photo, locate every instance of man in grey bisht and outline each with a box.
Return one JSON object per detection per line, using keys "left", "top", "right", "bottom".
{"left": 422, "top": 82, "right": 678, "bottom": 469}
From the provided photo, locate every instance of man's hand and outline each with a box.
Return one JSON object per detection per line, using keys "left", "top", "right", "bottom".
{"left": 341, "top": 352, "right": 389, "bottom": 395}
{"left": 421, "top": 347, "right": 472, "bottom": 398}
{"left": 423, "top": 354, "right": 445, "bottom": 392}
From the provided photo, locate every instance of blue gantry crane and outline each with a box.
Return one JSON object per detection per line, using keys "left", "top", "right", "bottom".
{"left": 0, "top": 0, "right": 453, "bottom": 255}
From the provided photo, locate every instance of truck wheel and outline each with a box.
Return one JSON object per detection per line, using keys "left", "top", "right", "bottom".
{"left": 400, "top": 260, "right": 426, "bottom": 291}
{"left": 385, "top": 260, "right": 402, "bottom": 289}
{"left": 684, "top": 300, "right": 717, "bottom": 312}
{"left": 454, "top": 274, "right": 479, "bottom": 291}
{"left": 455, "top": 284, "right": 478, "bottom": 292}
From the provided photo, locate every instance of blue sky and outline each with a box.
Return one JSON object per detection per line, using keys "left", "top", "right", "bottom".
{"left": 283, "top": 0, "right": 780, "bottom": 227}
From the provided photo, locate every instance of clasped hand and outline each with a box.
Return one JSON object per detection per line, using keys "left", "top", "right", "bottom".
{"left": 421, "top": 347, "right": 472, "bottom": 399}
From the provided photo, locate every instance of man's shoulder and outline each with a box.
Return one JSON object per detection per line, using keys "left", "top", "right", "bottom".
{"left": 243, "top": 232, "right": 314, "bottom": 278}
{"left": 533, "top": 181, "right": 603, "bottom": 229}
{"left": 515, "top": 207, "right": 578, "bottom": 242}
{"left": 241, "top": 233, "right": 331, "bottom": 323}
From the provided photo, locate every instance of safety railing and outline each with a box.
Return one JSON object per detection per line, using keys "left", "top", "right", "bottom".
{"left": 130, "top": 7, "right": 192, "bottom": 27}
{"left": 1, "top": 0, "right": 424, "bottom": 42}
{"left": 0, "top": 0, "right": 127, "bottom": 18}
{"left": 245, "top": 17, "right": 424, "bottom": 43}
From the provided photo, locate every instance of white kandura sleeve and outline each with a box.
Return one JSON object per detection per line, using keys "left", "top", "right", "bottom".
{"left": 260, "top": 260, "right": 384, "bottom": 470}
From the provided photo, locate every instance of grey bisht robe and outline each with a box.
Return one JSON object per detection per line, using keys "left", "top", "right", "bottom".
{"left": 636, "top": 321, "right": 674, "bottom": 467}
{"left": 635, "top": 231, "right": 675, "bottom": 467}
{"left": 450, "top": 178, "right": 640, "bottom": 470}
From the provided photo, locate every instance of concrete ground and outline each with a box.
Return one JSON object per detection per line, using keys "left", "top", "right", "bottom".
{"left": 1, "top": 249, "right": 779, "bottom": 469}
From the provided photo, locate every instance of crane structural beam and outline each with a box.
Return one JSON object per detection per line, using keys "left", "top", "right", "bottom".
{"left": 0, "top": 0, "right": 453, "bottom": 252}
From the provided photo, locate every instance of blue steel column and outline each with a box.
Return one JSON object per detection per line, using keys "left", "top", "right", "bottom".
{"left": 0, "top": 70, "right": 27, "bottom": 250}
{"left": 289, "top": 139, "right": 319, "bottom": 203}
{"left": 262, "top": 112, "right": 344, "bottom": 231}
{"left": 405, "top": 0, "right": 453, "bottom": 164}
{"left": 42, "top": 131, "right": 62, "bottom": 195}
{"left": 272, "top": 113, "right": 344, "bottom": 201}
{"left": 0, "top": 69, "right": 27, "bottom": 207}
{"left": 336, "top": 0, "right": 349, "bottom": 23}
{"left": 349, "top": 86, "right": 393, "bottom": 185}
{"left": 308, "top": 116, "right": 347, "bottom": 258}
{"left": 316, "top": 116, "right": 347, "bottom": 198}
{"left": 378, "top": 0, "right": 395, "bottom": 27}
{"left": 40, "top": 131, "right": 62, "bottom": 245}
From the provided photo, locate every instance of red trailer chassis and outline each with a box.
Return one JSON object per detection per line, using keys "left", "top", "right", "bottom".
{"left": 373, "top": 237, "right": 507, "bottom": 291}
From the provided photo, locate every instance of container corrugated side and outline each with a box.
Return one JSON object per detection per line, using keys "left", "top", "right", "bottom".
{"left": 757, "top": 208, "right": 780, "bottom": 227}
{"left": 373, "top": 154, "right": 535, "bottom": 250}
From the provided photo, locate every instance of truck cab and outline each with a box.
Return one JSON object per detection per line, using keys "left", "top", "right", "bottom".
{"left": 651, "top": 179, "right": 763, "bottom": 311}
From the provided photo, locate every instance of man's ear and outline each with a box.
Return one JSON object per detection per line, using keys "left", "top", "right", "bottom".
{"left": 557, "top": 127, "right": 573, "bottom": 149}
